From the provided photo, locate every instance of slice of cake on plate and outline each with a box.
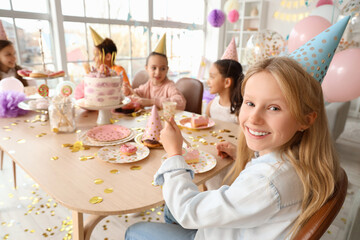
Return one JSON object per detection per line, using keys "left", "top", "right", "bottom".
{"left": 182, "top": 147, "right": 200, "bottom": 164}
{"left": 191, "top": 114, "right": 209, "bottom": 128}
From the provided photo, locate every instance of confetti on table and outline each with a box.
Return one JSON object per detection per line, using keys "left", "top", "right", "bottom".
{"left": 104, "top": 188, "right": 113, "bottom": 193}
{"left": 51, "top": 156, "right": 59, "bottom": 161}
{"left": 17, "top": 139, "right": 26, "bottom": 143}
{"left": 109, "top": 169, "right": 119, "bottom": 174}
{"left": 89, "top": 196, "right": 103, "bottom": 204}
{"left": 52, "top": 128, "right": 59, "bottom": 133}
{"left": 94, "top": 179, "right": 104, "bottom": 184}
{"left": 130, "top": 166, "right": 142, "bottom": 170}
{"left": 2, "top": 137, "right": 10, "bottom": 140}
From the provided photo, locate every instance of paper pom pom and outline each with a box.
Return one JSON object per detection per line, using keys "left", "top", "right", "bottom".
{"left": 0, "top": 91, "right": 28, "bottom": 118}
{"left": 316, "top": 0, "right": 333, "bottom": 7}
{"left": 224, "top": 0, "right": 240, "bottom": 14}
{"left": 228, "top": 9, "right": 240, "bottom": 23}
{"left": 208, "top": 9, "right": 226, "bottom": 28}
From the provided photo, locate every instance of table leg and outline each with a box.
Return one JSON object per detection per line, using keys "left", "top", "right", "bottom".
{"left": 84, "top": 215, "right": 106, "bottom": 240}
{"left": 72, "top": 211, "right": 85, "bottom": 240}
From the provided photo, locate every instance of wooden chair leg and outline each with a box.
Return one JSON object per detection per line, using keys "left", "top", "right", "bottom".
{"left": 0, "top": 150, "right": 3, "bottom": 170}
{"left": 12, "top": 161, "right": 17, "bottom": 189}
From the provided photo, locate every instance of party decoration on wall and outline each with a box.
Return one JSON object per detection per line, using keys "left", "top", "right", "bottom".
{"left": 341, "top": 0, "right": 360, "bottom": 15}
{"left": 228, "top": 9, "right": 240, "bottom": 23}
{"left": 0, "top": 91, "right": 27, "bottom": 118}
{"left": 245, "top": 30, "right": 286, "bottom": 66}
{"left": 0, "top": 77, "right": 24, "bottom": 93}
{"left": 289, "top": 15, "right": 350, "bottom": 83}
{"left": 322, "top": 48, "right": 360, "bottom": 102}
{"left": 153, "top": 33, "right": 167, "bottom": 55}
{"left": 224, "top": 0, "right": 240, "bottom": 15}
{"left": 0, "top": 20, "right": 8, "bottom": 40}
{"left": 222, "top": 37, "right": 238, "bottom": 61}
{"left": 250, "top": 6, "right": 259, "bottom": 16}
{"left": 273, "top": 0, "right": 314, "bottom": 22}
{"left": 310, "top": 4, "right": 340, "bottom": 23}
{"left": 288, "top": 15, "right": 331, "bottom": 53}
{"left": 89, "top": 26, "right": 104, "bottom": 46}
{"left": 316, "top": 0, "right": 333, "bottom": 7}
{"left": 208, "top": 9, "right": 226, "bottom": 27}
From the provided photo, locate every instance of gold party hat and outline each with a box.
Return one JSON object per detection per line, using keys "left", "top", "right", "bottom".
{"left": 89, "top": 26, "right": 104, "bottom": 46}
{"left": 153, "top": 34, "right": 167, "bottom": 55}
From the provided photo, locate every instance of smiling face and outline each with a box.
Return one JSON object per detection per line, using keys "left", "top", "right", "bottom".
{"left": 239, "top": 71, "right": 302, "bottom": 156}
{"left": 0, "top": 44, "right": 16, "bottom": 72}
{"left": 145, "top": 54, "right": 168, "bottom": 85}
{"left": 207, "top": 63, "right": 226, "bottom": 94}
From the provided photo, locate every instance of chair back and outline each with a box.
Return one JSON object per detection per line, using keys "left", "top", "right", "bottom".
{"left": 175, "top": 78, "right": 204, "bottom": 114}
{"left": 293, "top": 167, "right": 348, "bottom": 240}
{"left": 132, "top": 70, "right": 149, "bottom": 89}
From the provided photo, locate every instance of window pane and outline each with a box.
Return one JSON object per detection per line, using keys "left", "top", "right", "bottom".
{"left": 61, "top": 0, "right": 84, "bottom": 16}
{"left": 64, "top": 22, "right": 87, "bottom": 62}
{"left": 110, "top": 25, "right": 130, "bottom": 57}
{"left": 0, "top": 18, "right": 16, "bottom": 44}
{"left": 86, "top": 24, "right": 110, "bottom": 60}
{"left": 85, "top": 0, "right": 108, "bottom": 18}
{"left": 130, "top": 0, "right": 148, "bottom": 21}
{"left": 15, "top": 19, "right": 53, "bottom": 66}
{"left": 153, "top": 0, "right": 204, "bottom": 24}
{"left": 109, "top": 0, "right": 129, "bottom": 20}
{"left": 0, "top": 0, "right": 11, "bottom": 10}
{"left": 11, "top": 0, "right": 48, "bottom": 13}
{"left": 68, "top": 62, "right": 87, "bottom": 83}
{"left": 131, "top": 26, "right": 148, "bottom": 58}
{"left": 116, "top": 59, "right": 130, "bottom": 79}
{"left": 131, "top": 59, "right": 146, "bottom": 83}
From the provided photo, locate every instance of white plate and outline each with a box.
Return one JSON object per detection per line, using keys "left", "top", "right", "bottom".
{"left": 161, "top": 150, "right": 217, "bottom": 174}
{"left": 18, "top": 98, "right": 49, "bottom": 111}
{"left": 134, "top": 133, "right": 163, "bottom": 149}
{"left": 78, "top": 130, "right": 135, "bottom": 146}
{"left": 97, "top": 143, "right": 150, "bottom": 163}
{"left": 178, "top": 117, "right": 215, "bottom": 130}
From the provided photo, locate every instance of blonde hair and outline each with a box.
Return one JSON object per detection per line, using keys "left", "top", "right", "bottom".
{"left": 224, "top": 57, "right": 340, "bottom": 237}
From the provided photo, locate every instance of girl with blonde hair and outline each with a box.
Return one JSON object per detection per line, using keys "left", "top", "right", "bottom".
{"left": 125, "top": 57, "right": 340, "bottom": 240}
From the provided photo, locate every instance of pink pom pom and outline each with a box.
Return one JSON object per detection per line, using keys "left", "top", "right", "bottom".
{"left": 228, "top": 9, "right": 239, "bottom": 23}
{"left": 316, "top": 0, "right": 333, "bottom": 7}
{"left": 208, "top": 9, "right": 226, "bottom": 27}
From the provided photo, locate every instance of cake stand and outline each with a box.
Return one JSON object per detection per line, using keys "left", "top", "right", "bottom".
{"left": 76, "top": 97, "right": 131, "bottom": 125}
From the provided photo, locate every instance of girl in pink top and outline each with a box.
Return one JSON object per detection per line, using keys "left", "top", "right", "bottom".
{"left": 123, "top": 52, "right": 186, "bottom": 110}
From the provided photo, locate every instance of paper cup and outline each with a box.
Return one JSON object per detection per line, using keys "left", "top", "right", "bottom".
{"left": 162, "top": 101, "right": 177, "bottom": 121}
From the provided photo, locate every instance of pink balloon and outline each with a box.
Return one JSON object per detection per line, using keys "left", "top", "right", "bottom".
{"left": 0, "top": 77, "right": 24, "bottom": 93}
{"left": 228, "top": 10, "right": 239, "bottom": 23}
{"left": 322, "top": 48, "right": 360, "bottom": 102}
{"left": 288, "top": 16, "right": 331, "bottom": 53}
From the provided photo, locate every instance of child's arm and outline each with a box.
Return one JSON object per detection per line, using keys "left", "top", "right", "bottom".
{"left": 205, "top": 99, "right": 213, "bottom": 117}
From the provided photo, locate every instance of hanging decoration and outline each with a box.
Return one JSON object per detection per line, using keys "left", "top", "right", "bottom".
{"left": 316, "top": 0, "right": 333, "bottom": 7}
{"left": 208, "top": 9, "right": 226, "bottom": 27}
{"left": 228, "top": 9, "right": 240, "bottom": 23}
{"left": 273, "top": 0, "right": 314, "bottom": 22}
{"left": 224, "top": 0, "right": 240, "bottom": 15}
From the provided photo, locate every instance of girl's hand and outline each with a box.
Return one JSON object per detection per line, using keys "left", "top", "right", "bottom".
{"left": 122, "top": 83, "right": 133, "bottom": 96}
{"left": 160, "top": 117, "right": 183, "bottom": 157}
{"left": 132, "top": 96, "right": 154, "bottom": 107}
{"left": 216, "top": 141, "right": 237, "bottom": 159}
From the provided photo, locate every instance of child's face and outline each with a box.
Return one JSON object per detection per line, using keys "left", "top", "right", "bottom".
{"left": 146, "top": 55, "right": 168, "bottom": 85}
{"left": 207, "top": 63, "right": 226, "bottom": 94}
{"left": 0, "top": 45, "right": 17, "bottom": 71}
{"left": 239, "top": 71, "right": 302, "bottom": 156}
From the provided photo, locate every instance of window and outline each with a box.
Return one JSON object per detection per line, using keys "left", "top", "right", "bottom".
{"left": 2, "top": 0, "right": 206, "bottom": 85}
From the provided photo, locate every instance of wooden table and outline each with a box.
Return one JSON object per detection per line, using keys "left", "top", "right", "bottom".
{"left": 0, "top": 109, "right": 239, "bottom": 240}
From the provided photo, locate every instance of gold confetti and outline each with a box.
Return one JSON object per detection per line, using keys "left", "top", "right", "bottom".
{"left": 108, "top": 158, "right": 116, "bottom": 161}
{"left": 89, "top": 196, "right": 103, "bottom": 204}
{"left": 2, "top": 137, "right": 10, "bottom": 140}
{"left": 130, "top": 166, "right": 142, "bottom": 170}
{"left": 4, "top": 128, "right": 12, "bottom": 131}
{"left": 341, "top": 218, "right": 347, "bottom": 224}
{"left": 110, "top": 169, "right": 119, "bottom": 174}
{"left": 210, "top": 142, "right": 216, "bottom": 145}
{"left": 104, "top": 188, "right": 113, "bottom": 193}
{"left": 17, "top": 139, "right": 26, "bottom": 143}
{"left": 51, "top": 156, "right": 59, "bottom": 161}
{"left": 11, "top": 122, "right": 17, "bottom": 126}
{"left": 76, "top": 129, "right": 82, "bottom": 133}
{"left": 94, "top": 179, "right": 104, "bottom": 184}
{"left": 52, "top": 128, "right": 59, "bottom": 133}
{"left": 228, "top": 135, "right": 235, "bottom": 138}
{"left": 3, "top": 126, "right": 10, "bottom": 129}
{"left": 62, "top": 143, "right": 72, "bottom": 148}
{"left": 8, "top": 193, "right": 14, "bottom": 198}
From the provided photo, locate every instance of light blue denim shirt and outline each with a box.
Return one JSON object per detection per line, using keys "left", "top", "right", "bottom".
{"left": 154, "top": 152, "right": 303, "bottom": 240}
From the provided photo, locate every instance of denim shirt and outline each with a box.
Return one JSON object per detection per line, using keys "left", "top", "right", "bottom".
{"left": 154, "top": 152, "right": 303, "bottom": 240}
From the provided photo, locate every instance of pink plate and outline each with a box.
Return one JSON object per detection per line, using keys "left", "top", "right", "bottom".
{"left": 178, "top": 117, "right": 215, "bottom": 130}
{"left": 87, "top": 125, "right": 131, "bottom": 142}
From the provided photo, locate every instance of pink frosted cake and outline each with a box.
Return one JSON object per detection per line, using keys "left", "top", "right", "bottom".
{"left": 84, "top": 65, "right": 123, "bottom": 107}
{"left": 191, "top": 114, "right": 209, "bottom": 128}
{"left": 182, "top": 147, "right": 200, "bottom": 164}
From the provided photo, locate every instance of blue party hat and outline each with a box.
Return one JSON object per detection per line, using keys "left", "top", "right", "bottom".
{"left": 289, "top": 15, "right": 350, "bottom": 83}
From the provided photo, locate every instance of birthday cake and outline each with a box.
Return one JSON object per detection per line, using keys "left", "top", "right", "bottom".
{"left": 84, "top": 65, "right": 123, "bottom": 107}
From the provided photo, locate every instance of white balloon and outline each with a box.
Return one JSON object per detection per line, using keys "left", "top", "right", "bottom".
{"left": 310, "top": 4, "right": 340, "bottom": 24}
{"left": 0, "top": 77, "right": 24, "bottom": 93}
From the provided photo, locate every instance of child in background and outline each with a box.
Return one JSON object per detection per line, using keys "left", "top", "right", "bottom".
{"left": 74, "top": 27, "right": 130, "bottom": 99}
{"left": 206, "top": 38, "right": 244, "bottom": 124}
{"left": 122, "top": 34, "right": 186, "bottom": 110}
{"left": 125, "top": 57, "right": 340, "bottom": 240}
{"left": 0, "top": 40, "right": 28, "bottom": 86}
